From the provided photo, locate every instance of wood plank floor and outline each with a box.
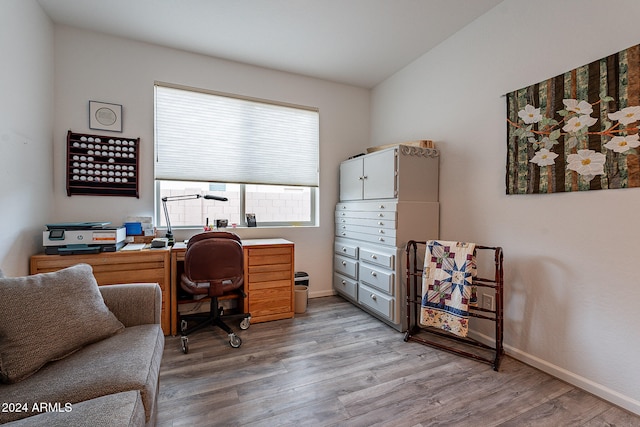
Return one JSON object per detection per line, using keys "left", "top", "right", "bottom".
{"left": 157, "top": 296, "right": 639, "bottom": 426}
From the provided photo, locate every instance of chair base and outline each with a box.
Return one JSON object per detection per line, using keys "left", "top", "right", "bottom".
{"left": 179, "top": 295, "right": 251, "bottom": 352}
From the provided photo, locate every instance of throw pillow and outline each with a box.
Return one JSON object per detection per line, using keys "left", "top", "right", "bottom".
{"left": 0, "top": 263, "right": 124, "bottom": 383}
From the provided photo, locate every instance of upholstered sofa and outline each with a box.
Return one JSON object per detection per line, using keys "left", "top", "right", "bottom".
{"left": 0, "top": 264, "right": 164, "bottom": 426}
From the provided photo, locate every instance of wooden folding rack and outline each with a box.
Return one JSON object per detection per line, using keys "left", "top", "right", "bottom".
{"left": 404, "top": 240, "right": 504, "bottom": 371}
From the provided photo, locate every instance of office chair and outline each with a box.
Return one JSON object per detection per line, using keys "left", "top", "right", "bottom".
{"left": 179, "top": 231, "right": 251, "bottom": 353}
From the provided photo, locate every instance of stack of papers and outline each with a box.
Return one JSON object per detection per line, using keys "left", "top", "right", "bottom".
{"left": 121, "top": 243, "right": 146, "bottom": 251}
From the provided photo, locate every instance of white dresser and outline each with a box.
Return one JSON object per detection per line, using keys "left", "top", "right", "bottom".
{"left": 333, "top": 145, "right": 439, "bottom": 331}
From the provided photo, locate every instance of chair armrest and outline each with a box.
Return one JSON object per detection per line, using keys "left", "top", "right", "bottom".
{"left": 99, "top": 283, "right": 162, "bottom": 327}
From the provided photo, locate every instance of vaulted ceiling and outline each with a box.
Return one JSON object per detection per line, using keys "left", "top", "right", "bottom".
{"left": 37, "top": 0, "right": 503, "bottom": 88}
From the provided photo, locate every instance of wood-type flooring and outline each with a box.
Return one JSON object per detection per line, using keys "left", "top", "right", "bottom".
{"left": 158, "top": 296, "right": 639, "bottom": 426}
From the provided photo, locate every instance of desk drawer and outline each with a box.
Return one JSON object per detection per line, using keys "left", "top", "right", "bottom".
{"left": 247, "top": 265, "right": 292, "bottom": 283}
{"left": 247, "top": 247, "right": 292, "bottom": 266}
{"left": 249, "top": 285, "right": 292, "bottom": 317}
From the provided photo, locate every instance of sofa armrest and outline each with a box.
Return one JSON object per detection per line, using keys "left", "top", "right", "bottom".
{"left": 99, "top": 283, "right": 162, "bottom": 327}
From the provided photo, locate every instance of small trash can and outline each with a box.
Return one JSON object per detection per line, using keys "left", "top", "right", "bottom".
{"left": 294, "top": 272, "right": 309, "bottom": 314}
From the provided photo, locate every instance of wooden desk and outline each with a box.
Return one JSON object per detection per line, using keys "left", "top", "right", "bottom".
{"left": 30, "top": 249, "right": 171, "bottom": 335}
{"left": 170, "top": 238, "right": 294, "bottom": 335}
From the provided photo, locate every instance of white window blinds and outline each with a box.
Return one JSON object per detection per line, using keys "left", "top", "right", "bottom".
{"left": 154, "top": 83, "right": 319, "bottom": 187}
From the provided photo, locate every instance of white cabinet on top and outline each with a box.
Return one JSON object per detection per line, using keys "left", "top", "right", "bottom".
{"left": 334, "top": 145, "right": 440, "bottom": 331}
{"left": 339, "top": 145, "right": 439, "bottom": 202}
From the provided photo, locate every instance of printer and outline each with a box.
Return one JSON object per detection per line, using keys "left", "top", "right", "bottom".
{"left": 43, "top": 222, "right": 126, "bottom": 255}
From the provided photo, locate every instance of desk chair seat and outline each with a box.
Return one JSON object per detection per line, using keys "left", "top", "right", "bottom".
{"left": 179, "top": 232, "right": 251, "bottom": 352}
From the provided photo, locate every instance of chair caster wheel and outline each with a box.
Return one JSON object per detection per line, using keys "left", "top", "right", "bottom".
{"left": 240, "top": 317, "right": 251, "bottom": 330}
{"left": 181, "top": 336, "right": 189, "bottom": 354}
{"left": 229, "top": 333, "right": 242, "bottom": 348}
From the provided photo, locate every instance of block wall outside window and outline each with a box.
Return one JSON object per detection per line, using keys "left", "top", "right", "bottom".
{"left": 159, "top": 181, "right": 311, "bottom": 227}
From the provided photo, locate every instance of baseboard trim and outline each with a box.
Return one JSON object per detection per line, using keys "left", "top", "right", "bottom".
{"left": 465, "top": 330, "right": 640, "bottom": 415}
{"left": 309, "top": 289, "right": 336, "bottom": 298}
{"left": 504, "top": 345, "right": 640, "bottom": 416}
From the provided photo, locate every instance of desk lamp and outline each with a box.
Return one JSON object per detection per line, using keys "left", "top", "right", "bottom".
{"left": 161, "top": 194, "right": 228, "bottom": 246}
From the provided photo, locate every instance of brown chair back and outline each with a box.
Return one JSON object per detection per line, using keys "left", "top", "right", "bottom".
{"left": 186, "top": 231, "right": 241, "bottom": 248}
{"left": 182, "top": 232, "right": 244, "bottom": 297}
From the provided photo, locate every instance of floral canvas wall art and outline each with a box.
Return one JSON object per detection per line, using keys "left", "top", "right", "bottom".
{"left": 506, "top": 44, "right": 640, "bottom": 194}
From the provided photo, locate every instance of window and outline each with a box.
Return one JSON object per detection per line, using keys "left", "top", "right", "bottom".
{"left": 154, "top": 83, "right": 319, "bottom": 228}
{"left": 157, "top": 181, "right": 315, "bottom": 227}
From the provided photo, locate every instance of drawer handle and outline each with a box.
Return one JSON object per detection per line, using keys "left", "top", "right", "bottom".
{"left": 370, "top": 294, "right": 377, "bottom": 301}
{"left": 378, "top": 229, "right": 384, "bottom": 234}
{"left": 342, "top": 261, "right": 347, "bottom": 266}
{"left": 379, "top": 204, "right": 385, "bottom": 209}
{"left": 371, "top": 271, "right": 377, "bottom": 277}
{"left": 371, "top": 254, "right": 377, "bottom": 259}
{"left": 379, "top": 237, "right": 385, "bottom": 242}
{"left": 342, "top": 225, "right": 346, "bottom": 229}
{"left": 342, "top": 232, "right": 347, "bottom": 236}
{"left": 342, "top": 247, "right": 347, "bottom": 252}
{"left": 378, "top": 213, "right": 384, "bottom": 217}
{"left": 378, "top": 221, "right": 383, "bottom": 225}
{"left": 341, "top": 280, "right": 346, "bottom": 285}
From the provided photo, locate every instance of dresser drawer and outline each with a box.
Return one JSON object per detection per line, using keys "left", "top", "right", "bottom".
{"left": 336, "top": 223, "right": 396, "bottom": 238}
{"left": 359, "top": 263, "right": 394, "bottom": 294}
{"left": 335, "top": 216, "right": 396, "bottom": 229}
{"left": 335, "top": 209, "right": 398, "bottom": 222}
{"left": 334, "top": 255, "right": 358, "bottom": 280}
{"left": 359, "top": 248, "right": 394, "bottom": 269}
{"left": 334, "top": 241, "right": 358, "bottom": 259}
{"left": 335, "top": 229, "right": 396, "bottom": 247}
{"left": 336, "top": 201, "right": 397, "bottom": 212}
{"left": 358, "top": 284, "right": 393, "bottom": 320}
{"left": 333, "top": 273, "right": 358, "bottom": 301}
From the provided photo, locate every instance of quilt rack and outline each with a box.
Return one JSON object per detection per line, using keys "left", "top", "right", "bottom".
{"left": 404, "top": 240, "right": 504, "bottom": 371}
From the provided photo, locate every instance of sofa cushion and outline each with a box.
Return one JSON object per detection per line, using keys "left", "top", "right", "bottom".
{"left": 2, "top": 390, "right": 145, "bottom": 427}
{"left": 0, "top": 263, "right": 124, "bottom": 383}
{"left": 0, "top": 324, "right": 164, "bottom": 424}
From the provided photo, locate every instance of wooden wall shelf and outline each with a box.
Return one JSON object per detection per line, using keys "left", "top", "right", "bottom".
{"left": 66, "top": 130, "right": 139, "bottom": 198}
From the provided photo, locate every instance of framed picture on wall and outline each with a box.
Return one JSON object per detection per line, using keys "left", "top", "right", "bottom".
{"left": 89, "top": 101, "right": 122, "bottom": 132}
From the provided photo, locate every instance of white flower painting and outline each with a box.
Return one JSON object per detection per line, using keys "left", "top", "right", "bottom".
{"left": 510, "top": 97, "right": 640, "bottom": 180}
{"left": 507, "top": 44, "right": 640, "bottom": 194}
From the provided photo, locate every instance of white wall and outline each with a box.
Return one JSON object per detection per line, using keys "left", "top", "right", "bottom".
{"left": 52, "top": 25, "right": 370, "bottom": 298}
{"left": 0, "top": 1, "right": 54, "bottom": 276}
{"left": 371, "top": 0, "right": 640, "bottom": 414}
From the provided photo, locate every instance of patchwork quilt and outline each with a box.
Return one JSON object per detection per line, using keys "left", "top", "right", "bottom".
{"left": 420, "top": 240, "right": 477, "bottom": 337}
